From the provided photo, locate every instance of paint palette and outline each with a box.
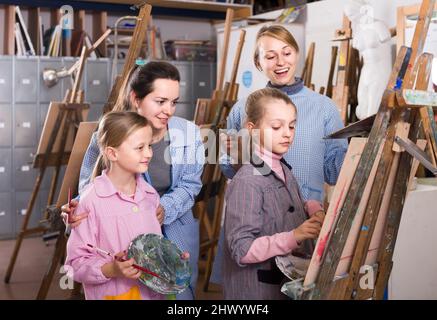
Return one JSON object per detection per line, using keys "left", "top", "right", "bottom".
{"left": 127, "top": 233, "right": 191, "bottom": 295}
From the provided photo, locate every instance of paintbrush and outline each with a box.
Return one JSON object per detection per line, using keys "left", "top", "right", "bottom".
{"left": 67, "top": 187, "right": 72, "bottom": 224}
{"left": 86, "top": 243, "right": 161, "bottom": 279}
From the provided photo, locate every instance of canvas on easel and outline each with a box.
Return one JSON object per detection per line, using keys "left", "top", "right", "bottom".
{"left": 295, "top": 0, "right": 437, "bottom": 300}
{"left": 36, "top": 121, "right": 98, "bottom": 299}
{"left": 56, "top": 121, "right": 98, "bottom": 207}
{"left": 35, "top": 102, "right": 89, "bottom": 162}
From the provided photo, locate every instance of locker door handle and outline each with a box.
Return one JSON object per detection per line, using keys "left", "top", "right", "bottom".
{"left": 0, "top": 122, "right": 5, "bottom": 128}
{"left": 0, "top": 78, "right": 5, "bottom": 84}
{"left": 18, "top": 122, "right": 31, "bottom": 128}
{"left": 0, "top": 211, "right": 5, "bottom": 217}
{"left": 19, "top": 209, "right": 27, "bottom": 216}
{"left": 21, "top": 78, "right": 31, "bottom": 85}
{"left": 0, "top": 166, "right": 5, "bottom": 173}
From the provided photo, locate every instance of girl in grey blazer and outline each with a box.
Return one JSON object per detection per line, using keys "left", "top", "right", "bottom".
{"left": 223, "top": 88, "right": 325, "bottom": 300}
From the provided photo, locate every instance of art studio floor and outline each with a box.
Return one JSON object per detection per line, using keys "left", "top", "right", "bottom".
{"left": 0, "top": 237, "right": 223, "bottom": 300}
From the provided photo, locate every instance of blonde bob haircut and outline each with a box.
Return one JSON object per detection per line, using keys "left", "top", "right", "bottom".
{"left": 253, "top": 24, "right": 300, "bottom": 71}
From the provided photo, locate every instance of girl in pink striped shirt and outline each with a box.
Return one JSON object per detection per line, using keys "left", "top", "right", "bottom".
{"left": 65, "top": 111, "right": 164, "bottom": 300}
{"left": 223, "top": 88, "right": 326, "bottom": 299}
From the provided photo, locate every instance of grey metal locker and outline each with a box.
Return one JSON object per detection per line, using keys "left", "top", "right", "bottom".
{"left": 0, "top": 104, "right": 12, "bottom": 147}
{"left": 172, "top": 62, "right": 192, "bottom": 103}
{"left": 86, "top": 59, "right": 109, "bottom": 103}
{"left": 174, "top": 102, "right": 195, "bottom": 121}
{"left": 13, "top": 147, "right": 37, "bottom": 191}
{"left": 107, "top": 59, "right": 125, "bottom": 91}
{"left": 14, "top": 57, "right": 38, "bottom": 103}
{"left": 53, "top": 165, "right": 67, "bottom": 202}
{"left": 39, "top": 165, "right": 66, "bottom": 205}
{"left": 0, "top": 56, "right": 13, "bottom": 103}
{"left": 0, "top": 192, "right": 13, "bottom": 238}
{"left": 40, "top": 166, "right": 54, "bottom": 190}
{"left": 117, "top": 60, "right": 125, "bottom": 75}
{"left": 193, "top": 63, "right": 213, "bottom": 99}
{"left": 209, "top": 63, "right": 216, "bottom": 95}
{"left": 39, "top": 57, "right": 63, "bottom": 103}
{"left": 15, "top": 191, "right": 42, "bottom": 233}
{"left": 39, "top": 188, "right": 50, "bottom": 219}
{"left": 62, "top": 57, "right": 84, "bottom": 93}
{"left": 39, "top": 103, "right": 49, "bottom": 136}
{"left": 0, "top": 148, "right": 12, "bottom": 192}
{"left": 14, "top": 104, "right": 38, "bottom": 147}
{"left": 88, "top": 104, "right": 104, "bottom": 122}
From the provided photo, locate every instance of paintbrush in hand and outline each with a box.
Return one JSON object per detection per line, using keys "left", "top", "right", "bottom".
{"left": 86, "top": 243, "right": 161, "bottom": 279}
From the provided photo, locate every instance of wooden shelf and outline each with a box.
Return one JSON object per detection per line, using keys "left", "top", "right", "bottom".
{"left": 112, "top": 28, "right": 136, "bottom": 35}
{"left": 108, "top": 43, "right": 137, "bottom": 48}
{"left": 79, "top": 0, "right": 253, "bottom": 19}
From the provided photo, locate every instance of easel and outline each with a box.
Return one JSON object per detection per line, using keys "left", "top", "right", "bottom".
{"left": 328, "top": 16, "right": 362, "bottom": 125}
{"left": 397, "top": 1, "right": 437, "bottom": 169}
{"left": 192, "top": 8, "right": 234, "bottom": 260}
{"left": 4, "top": 45, "right": 89, "bottom": 285}
{"left": 331, "top": 15, "right": 352, "bottom": 124}
{"left": 104, "top": 4, "right": 151, "bottom": 115}
{"left": 299, "top": 0, "right": 437, "bottom": 300}
{"left": 192, "top": 9, "right": 247, "bottom": 291}
{"left": 301, "top": 42, "right": 315, "bottom": 90}
{"left": 33, "top": 4, "right": 152, "bottom": 299}
{"left": 328, "top": 16, "right": 363, "bottom": 125}
{"left": 36, "top": 121, "right": 98, "bottom": 300}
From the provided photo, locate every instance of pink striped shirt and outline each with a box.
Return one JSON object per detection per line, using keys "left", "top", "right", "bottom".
{"left": 241, "top": 147, "right": 324, "bottom": 264}
{"left": 65, "top": 170, "right": 164, "bottom": 300}
{"left": 254, "top": 145, "right": 285, "bottom": 182}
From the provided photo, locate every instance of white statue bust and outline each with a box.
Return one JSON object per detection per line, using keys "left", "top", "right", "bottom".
{"left": 344, "top": 0, "right": 392, "bottom": 120}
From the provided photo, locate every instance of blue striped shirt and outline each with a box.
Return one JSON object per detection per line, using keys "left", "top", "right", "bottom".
{"left": 220, "top": 86, "right": 348, "bottom": 202}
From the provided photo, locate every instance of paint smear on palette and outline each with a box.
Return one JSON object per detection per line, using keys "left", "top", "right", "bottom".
{"left": 316, "top": 182, "right": 347, "bottom": 262}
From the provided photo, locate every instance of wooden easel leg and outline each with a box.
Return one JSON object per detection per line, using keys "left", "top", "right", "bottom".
{"left": 196, "top": 201, "right": 213, "bottom": 243}
{"left": 4, "top": 172, "right": 45, "bottom": 283}
{"left": 36, "top": 233, "right": 68, "bottom": 300}
{"left": 46, "top": 165, "right": 62, "bottom": 208}
{"left": 374, "top": 261, "right": 393, "bottom": 300}
{"left": 203, "top": 177, "right": 226, "bottom": 292}
{"left": 70, "top": 281, "right": 83, "bottom": 300}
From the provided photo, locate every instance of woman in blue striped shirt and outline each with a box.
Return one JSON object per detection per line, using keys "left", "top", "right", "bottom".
{"left": 221, "top": 24, "right": 348, "bottom": 200}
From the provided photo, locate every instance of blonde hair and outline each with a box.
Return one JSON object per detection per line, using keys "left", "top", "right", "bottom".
{"left": 253, "top": 25, "right": 300, "bottom": 71}
{"left": 92, "top": 111, "right": 150, "bottom": 179}
{"left": 245, "top": 87, "right": 296, "bottom": 126}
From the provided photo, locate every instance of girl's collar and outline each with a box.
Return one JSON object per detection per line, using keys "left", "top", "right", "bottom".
{"left": 254, "top": 144, "right": 283, "bottom": 162}
{"left": 266, "top": 77, "right": 304, "bottom": 95}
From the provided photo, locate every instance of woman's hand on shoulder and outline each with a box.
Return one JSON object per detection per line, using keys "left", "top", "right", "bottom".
{"left": 60, "top": 199, "right": 89, "bottom": 228}
{"left": 156, "top": 204, "right": 165, "bottom": 225}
